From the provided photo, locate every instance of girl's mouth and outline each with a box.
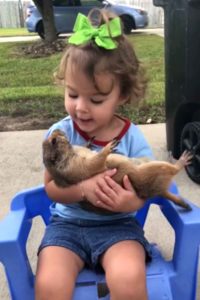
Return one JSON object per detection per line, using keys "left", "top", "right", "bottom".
{"left": 77, "top": 117, "right": 93, "bottom": 124}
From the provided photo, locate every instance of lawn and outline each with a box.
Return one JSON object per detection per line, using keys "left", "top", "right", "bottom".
{"left": 0, "top": 28, "right": 36, "bottom": 37}
{"left": 0, "top": 33, "right": 165, "bottom": 129}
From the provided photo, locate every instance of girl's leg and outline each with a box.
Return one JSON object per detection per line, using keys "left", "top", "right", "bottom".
{"left": 101, "top": 240, "right": 147, "bottom": 300}
{"left": 35, "top": 246, "right": 84, "bottom": 300}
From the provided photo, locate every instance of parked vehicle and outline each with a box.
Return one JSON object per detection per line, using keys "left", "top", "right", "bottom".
{"left": 26, "top": 0, "right": 148, "bottom": 38}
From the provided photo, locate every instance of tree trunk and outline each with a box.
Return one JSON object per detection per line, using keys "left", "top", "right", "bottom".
{"left": 33, "top": 0, "right": 57, "bottom": 43}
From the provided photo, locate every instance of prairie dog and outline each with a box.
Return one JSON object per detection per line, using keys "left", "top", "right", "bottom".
{"left": 43, "top": 129, "right": 192, "bottom": 211}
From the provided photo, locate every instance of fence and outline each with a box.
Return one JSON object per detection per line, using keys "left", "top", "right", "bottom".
{"left": 0, "top": 1, "right": 29, "bottom": 28}
{"left": 0, "top": 0, "right": 164, "bottom": 28}
{"left": 120, "top": 0, "right": 164, "bottom": 27}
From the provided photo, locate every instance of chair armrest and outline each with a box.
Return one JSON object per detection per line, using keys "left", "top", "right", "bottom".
{"left": 0, "top": 186, "right": 52, "bottom": 299}
{"left": 0, "top": 185, "right": 51, "bottom": 257}
{"left": 146, "top": 182, "right": 200, "bottom": 299}
{"left": 11, "top": 185, "right": 51, "bottom": 223}
{"left": 0, "top": 205, "right": 35, "bottom": 298}
{"left": 148, "top": 183, "right": 200, "bottom": 283}
{"left": 160, "top": 195, "right": 200, "bottom": 267}
{"left": 0, "top": 207, "right": 30, "bottom": 246}
{"left": 157, "top": 194, "right": 200, "bottom": 299}
{"left": 149, "top": 182, "right": 200, "bottom": 261}
{"left": 0, "top": 185, "right": 51, "bottom": 269}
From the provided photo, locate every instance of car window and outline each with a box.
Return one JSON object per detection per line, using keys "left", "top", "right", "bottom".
{"left": 53, "top": 0, "right": 82, "bottom": 6}
{"left": 81, "top": 0, "right": 102, "bottom": 6}
{"left": 53, "top": 0, "right": 103, "bottom": 7}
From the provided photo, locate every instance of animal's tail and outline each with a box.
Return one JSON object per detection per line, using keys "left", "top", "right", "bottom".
{"left": 163, "top": 191, "right": 192, "bottom": 211}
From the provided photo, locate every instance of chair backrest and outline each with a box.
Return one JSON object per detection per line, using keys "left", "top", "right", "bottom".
{"left": 10, "top": 184, "right": 155, "bottom": 227}
{"left": 10, "top": 183, "right": 179, "bottom": 229}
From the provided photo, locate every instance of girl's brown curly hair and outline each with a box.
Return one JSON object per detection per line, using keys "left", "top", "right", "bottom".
{"left": 54, "top": 8, "right": 147, "bottom": 105}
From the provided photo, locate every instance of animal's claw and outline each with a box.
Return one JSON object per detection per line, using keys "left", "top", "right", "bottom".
{"left": 180, "top": 150, "right": 193, "bottom": 166}
{"left": 86, "top": 136, "right": 95, "bottom": 148}
{"left": 110, "top": 138, "right": 120, "bottom": 152}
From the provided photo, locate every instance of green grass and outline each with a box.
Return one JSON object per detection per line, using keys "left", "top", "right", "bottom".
{"left": 0, "top": 34, "right": 165, "bottom": 125}
{"left": 0, "top": 28, "right": 36, "bottom": 37}
{"left": 132, "top": 34, "right": 165, "bottom": 105}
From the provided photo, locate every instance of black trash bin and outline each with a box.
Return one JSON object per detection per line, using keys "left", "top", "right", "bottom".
{"left": 153, "top": 0, "right": 200, "bottom": 183}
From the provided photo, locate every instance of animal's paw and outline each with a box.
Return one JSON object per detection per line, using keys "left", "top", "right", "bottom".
{"left": 85, "top": 136, "right": 95, "bottom": 148}
{"left": 178, "top": 150, "right": 193, "bottom": 167}
{"left": 109, "top": 138, "right": 120, "bottom": 152}
{"left": 103, "top": 138, "right": 120, "bottom": 156}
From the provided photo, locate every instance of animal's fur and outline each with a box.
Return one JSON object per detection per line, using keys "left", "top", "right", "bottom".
{"left": 43, "top": 129, "right": 192, "bottom": 212}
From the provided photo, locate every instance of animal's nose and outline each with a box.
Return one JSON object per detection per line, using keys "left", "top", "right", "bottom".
{"left": 51, "top": 137, "right": 57, "bottom": 145}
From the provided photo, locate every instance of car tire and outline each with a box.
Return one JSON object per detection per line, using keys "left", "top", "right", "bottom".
{"left": 120, "top": 15, "right": 134, "bottom": 34}
{"left": 36, "top": 21, "right": 45, "bottom": 39}
{"left": 180, "top": 121, "right": 200, "bottom": 184}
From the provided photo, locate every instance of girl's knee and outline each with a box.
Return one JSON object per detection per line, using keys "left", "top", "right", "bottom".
{"left": 106, "top": 268, "right": 147, "bottom": 300}
{"left": 35, "top": 247, "right": 84, "bottom": 299}
{"left": 35, "top": 272, "right": 54, "bottom": 299}
{"left": 35, "top": 271, "right": 74, "bottom": 300}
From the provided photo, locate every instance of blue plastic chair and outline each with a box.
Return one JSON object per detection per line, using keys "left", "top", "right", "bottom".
{"left": 0, "top": 183, "right": 200, "bottom": 300}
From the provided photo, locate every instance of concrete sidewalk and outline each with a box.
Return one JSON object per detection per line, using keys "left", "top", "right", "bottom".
{"left": 0, "top": 28, "right": 164, "bottom": 43}
{"left": 0, "top": 123, "right": 199, "bottom": 299}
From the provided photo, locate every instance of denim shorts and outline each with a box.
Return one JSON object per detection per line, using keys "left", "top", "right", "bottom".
{"left": 38, "top": 216, "right": 152, "bottom": 270}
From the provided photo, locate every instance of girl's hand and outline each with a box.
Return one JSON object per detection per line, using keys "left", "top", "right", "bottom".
{"left": 80, "top": 169, "right": 117, "bottom": 207}
{"left": 94, "top": 174, "right": 145, "bottom": 213}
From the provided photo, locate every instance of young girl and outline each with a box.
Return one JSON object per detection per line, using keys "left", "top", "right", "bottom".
{"left": 35, "top": 9, "right": 153, "bottom": 300}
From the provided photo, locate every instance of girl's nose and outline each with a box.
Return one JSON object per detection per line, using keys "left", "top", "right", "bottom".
{"left": 76, "top": 97, "right": 88, "bottom": 112}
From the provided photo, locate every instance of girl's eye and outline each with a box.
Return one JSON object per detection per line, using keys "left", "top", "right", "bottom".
{"left": 69, "top": 94, "right": 78, "bottom": 99}
{"left": 90, "top": 98, "right": 104, "bottom": 104}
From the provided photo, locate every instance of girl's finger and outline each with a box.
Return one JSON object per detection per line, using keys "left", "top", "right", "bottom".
{"left": 97, "top": 177, "right": 116, "bottom": 198}
{"left": 95, "top": 187, "right": 115, "bottom": 208}
{"left": 123, "top": 175, "right": 134, "bottom": 191}
{"left": 103, "top": 168, "right": 117, "bottom": 177}
{"left": 104, "top": 175, "right": 121, "bottom": 193}
{"left": 96, "top": 200, "right": 114, "bottom": 211}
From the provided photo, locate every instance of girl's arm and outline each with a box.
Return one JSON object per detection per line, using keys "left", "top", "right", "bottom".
{"left": 44, "top": 169, "right": 83, "bottom": 204}
{"left": 44, "top": 168, "right": 144, "bottom": 212}
{"left": 44, "top": 168, "right": 117, "bottom": 205}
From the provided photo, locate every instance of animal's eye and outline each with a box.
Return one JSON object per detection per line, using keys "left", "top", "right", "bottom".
{"left": 52, "top": 137, "right": 57, "bottom": 145}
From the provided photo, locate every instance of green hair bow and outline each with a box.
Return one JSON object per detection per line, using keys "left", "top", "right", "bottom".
{"left": 68, "top": 13, "right": 122, "bottom": 50}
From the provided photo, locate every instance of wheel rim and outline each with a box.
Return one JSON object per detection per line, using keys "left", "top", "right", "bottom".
{"left": 181, "top": 123, "right": 200, "bottom": 181}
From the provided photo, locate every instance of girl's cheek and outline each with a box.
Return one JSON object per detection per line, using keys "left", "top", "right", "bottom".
{"left": 64, "top": 99, "right": 68, "bottom": 111}
{"left": 66, "top": 101, "right": 76, "bottom": 116}
{"left": 64, "top": 99, "right": 71, "bottom": 112}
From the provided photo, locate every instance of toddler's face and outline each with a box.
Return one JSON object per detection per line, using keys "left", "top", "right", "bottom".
{"left": 64, "top": 60, "right": 127, "bottom": 140}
